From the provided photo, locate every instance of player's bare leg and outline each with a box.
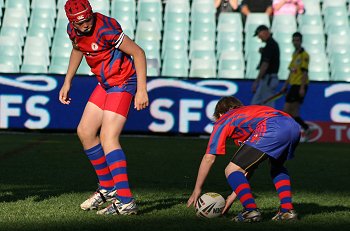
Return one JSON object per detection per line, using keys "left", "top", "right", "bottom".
{"left": 77, "top": 102, "right": 117, "bottom": 210}
{"left": 97, "top": 110, "right": 138, "bottom": 215}
{"left": 77, "top": 102, "right": 103, "bottom": 149}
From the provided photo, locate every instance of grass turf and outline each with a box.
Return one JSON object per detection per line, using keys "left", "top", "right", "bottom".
{"left": 0, "top": 133, "right": 349, "bottom": 231}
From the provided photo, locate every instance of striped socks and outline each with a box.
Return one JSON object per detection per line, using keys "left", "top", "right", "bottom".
{"left": 85, "top": 144, "right": 115, "bottom": 190}
{"left": 106, "top": 149, "right": 133, "bottom": 204}
{"left": 272, "top": 172, "right": 294, "bottom": 212}
{"left": 227, "top": 171, "right": 257, "bottom": 211}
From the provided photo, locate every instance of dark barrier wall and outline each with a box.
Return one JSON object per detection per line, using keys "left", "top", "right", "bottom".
{"left": 0, "top": 74, "right": 349, "bottom": 142}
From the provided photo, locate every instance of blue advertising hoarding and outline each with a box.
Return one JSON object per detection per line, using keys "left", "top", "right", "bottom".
{"left": 0, "top": 74, "right": 349, "bottom": 137}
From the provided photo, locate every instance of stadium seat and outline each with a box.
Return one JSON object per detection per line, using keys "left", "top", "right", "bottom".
{"left": 57, "top": 0, "right": 66, "bottom": 10}
{"left": 189, "top": 58, "right": 217, "bottom": 78}
{"left": 309, "top": 71, "right": 330, "bottom": 81}
{"left": 49, "top": 56, "right": 69, "bottom": 74}
{"left": 112, "top": 2, "right": 136, "bottom": 29}
{"left": 327, "top": 25, "right": 350, "bottom": 36}
{"left": 27, "top": 26, "right": 53, "bottom": 46}
{"left": 5, "top": 0, "right": 30, "bottom": 15}
{"left": 89, "top": 0, "right": 110, "bottom": 16}
{"left": 137, "top": 0, "right": 163, "bottom": 30}
{"left": 161, "top": 57, "right": 189, "bottom": 78}
{"left": 0, "top": 26, "right": 26, "bottom": 46}
{"left": 135, "top": 21, "right": 161, "bottom": 43}
{"left": 23, "top": 36, "right": 50, "bottom": 66}
{"left": 303, "top": 0, "right": 321, "bottom": 15}
{"left": 163, "top": 50, "right": 188, "bottom": 60}
{"left": 0, "top": 35, "right": 22, "bottom": 52}
{"left": 0, "top": 55, "right": 21, "bottom": 67}
{"left": 190, "top": 40, "right": 215, "bottom": 58}
{"left": 2, "top": 8, "right": 28, "bottom": 29}
{"left": 244, "top": 13, "right": 270, "bottom": 34}
{"left": 144, "top": 50, "right": 161, "bottom": 68}
{"left": 0, "top": 45, "right": 22, "bottom": 65}
{"left": 245, "top": 56, "right": 260, "bottom": 79}
{"left": 190, "top": 26, "right": 216, "bottom": 47}
{"left": 77, "top": 58, "right": 93, "bottom": 75}
{"left": 118, "top": 20, "right": 135, "bottom": 39}
{"left": 147, "top": 58, "right": 160, "bottom": 77}
{"left": 271, "top": 15, "right": 297, "bottom": 33}
{"left": 162, "top": 32, "right": 188, "bottom": 58}
{"left": 21, "top": 64, "right": 48, "bottom": 74}
{"left": 297, "top": 14, "right": 323, "bottom": 27}
{"left": 332, "top": 71, "right": 350, "bottom": 82}
{"left": 218, "top": 52, "right": 245, "bottom": 79}
{"left": 217, "top": 12, "right": 243, "bottom": 32}
{"left": 31, "top": 0, "right": 56, "bottom": 17}
{"left": 0, "top": 63, "right": 20, "bottom": 73}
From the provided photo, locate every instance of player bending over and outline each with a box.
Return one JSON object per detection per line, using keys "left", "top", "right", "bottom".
{"left": 187, "top": 96, "right": 300, "bottom": 222}
{"left": 59, "top": 0, "right": 148, "bottom": 215}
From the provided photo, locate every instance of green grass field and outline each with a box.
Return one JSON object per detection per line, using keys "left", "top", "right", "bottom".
{"left": 0, "top": 132, "right": 349, "bottom": 231}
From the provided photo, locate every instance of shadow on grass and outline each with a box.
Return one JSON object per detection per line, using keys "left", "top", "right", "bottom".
{"left": 261, "top": 202, "right": 350, "bottom": 220}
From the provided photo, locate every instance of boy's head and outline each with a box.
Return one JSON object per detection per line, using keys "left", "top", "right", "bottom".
{"left": 65, "top": 0, "right": 93, "bottom": 21}
{"left": 213, "top": 96, "right": 243, "bottom": 120}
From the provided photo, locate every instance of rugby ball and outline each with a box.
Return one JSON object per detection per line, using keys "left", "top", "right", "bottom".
{"left": 195, "top": 192, "right": 225, "bottom": 218}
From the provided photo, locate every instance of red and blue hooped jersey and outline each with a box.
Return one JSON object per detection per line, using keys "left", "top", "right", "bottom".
{"left": 67, "top": 13, "right": 136, "bottom": 90}
{"left": 206, "top": 105, "right": 292, "bottom": 155}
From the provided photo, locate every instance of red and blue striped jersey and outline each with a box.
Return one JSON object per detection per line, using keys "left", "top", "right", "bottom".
{"left": 67, "top": 13, "right": 136, "bottom": 89}
{"left": 206, "top": 105, "right": 291, "bottom": 155}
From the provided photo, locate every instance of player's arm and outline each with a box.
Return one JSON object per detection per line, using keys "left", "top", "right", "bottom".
{"left": 59, "top": 47, "right": 83, "bottom": 105}
{"left": 187, "top": 154, "right": 217, "bottom": 208}
{"left": 119, "top": 36, "right": 149, "bottom": 111}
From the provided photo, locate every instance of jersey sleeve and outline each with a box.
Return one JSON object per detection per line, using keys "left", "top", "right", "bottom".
{"left": 101, "top": 17, "right": 125, "bottom": 49}
{"left": 205, "top": 124, "right": 229, "bottom": 155}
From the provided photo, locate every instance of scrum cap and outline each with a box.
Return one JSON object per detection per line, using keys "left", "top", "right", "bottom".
{"left": 65, "top": 0, "right": 93, "bottom": 23}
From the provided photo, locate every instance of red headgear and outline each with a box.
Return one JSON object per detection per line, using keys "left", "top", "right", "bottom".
{"left": 65, "top": 0, "right": 93, "bottom": 23}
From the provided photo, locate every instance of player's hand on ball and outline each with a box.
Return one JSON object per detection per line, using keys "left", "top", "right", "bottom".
{"left": 187, "top": 189, "right": 201, "bottom": 208}
{"left": 222, "top": 192, "right": 237, "bottom": 214}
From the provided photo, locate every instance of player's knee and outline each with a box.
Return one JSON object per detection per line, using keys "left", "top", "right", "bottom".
{"left": 77, "top": 123, "right": 95, "bottom": 141}
{"left": 225, "top": 163, "right": 243, "bottom": 178}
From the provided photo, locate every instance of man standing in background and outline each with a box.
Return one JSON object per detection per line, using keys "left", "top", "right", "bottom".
{"left": 281, "top": 32, "right": 311, "bottom": 139}
{"left": 251, "top": 25, "right": 280, "bottom": 108}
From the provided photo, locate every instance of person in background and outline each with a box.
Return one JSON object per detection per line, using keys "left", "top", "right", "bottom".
{"left": 59, "top": 0, "right": 148, "bottom": 215}
{"left": 251, "top": 25, "right": 280, "bottom": 108}
{"left": 240, "top": 0, "right": 273, "bottom": 22}
{"left": 273, "top": 0, "right": 305, "bottom": 16}
{"left": 187, "top": 96, "right": 300, "bottom": 222}
{"left": 215, "top": 0, "right": 239, "bottom": 17}
{"left": 281, "top": 32, "right": 311, "bottom": 139}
